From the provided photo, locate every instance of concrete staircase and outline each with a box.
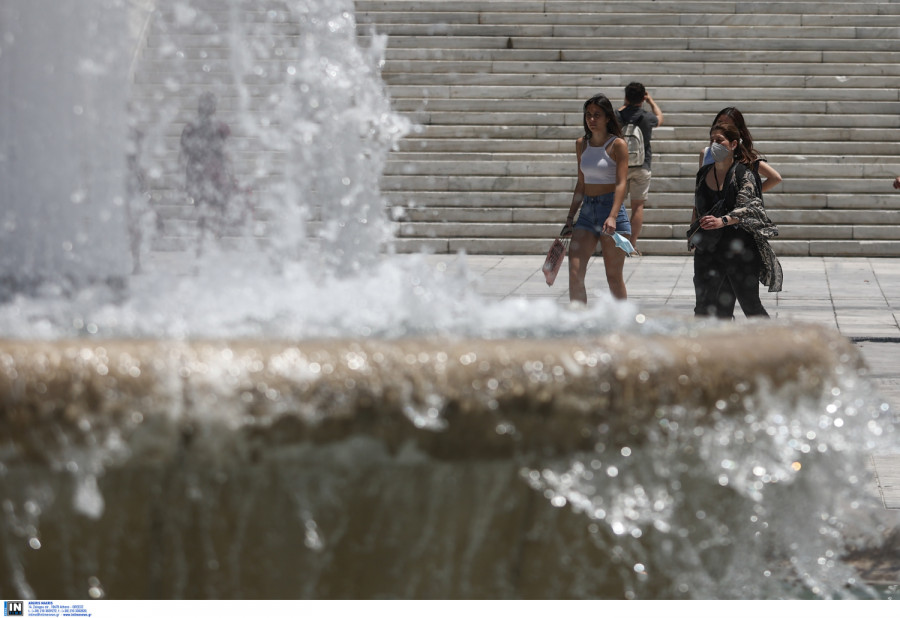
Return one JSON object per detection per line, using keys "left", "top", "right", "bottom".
{"left": 355, "top": 0, "right": 900, "bottom": 256}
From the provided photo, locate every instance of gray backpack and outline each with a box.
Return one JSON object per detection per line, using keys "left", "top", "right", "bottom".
{"left": 622, "top": 112, "right": 645, "bottom": 168}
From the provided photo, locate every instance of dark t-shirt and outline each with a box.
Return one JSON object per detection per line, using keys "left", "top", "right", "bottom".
{"left": 617, "top": 105, "right": 659, "bottom": 171}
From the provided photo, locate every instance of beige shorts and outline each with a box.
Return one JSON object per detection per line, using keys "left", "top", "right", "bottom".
{"left": 625, "top": 167, "right": 652, "bottom": 202}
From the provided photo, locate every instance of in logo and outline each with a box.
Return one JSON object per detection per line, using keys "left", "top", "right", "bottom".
{"left": 4, "top": 602, "right": 24, "bottom": 617}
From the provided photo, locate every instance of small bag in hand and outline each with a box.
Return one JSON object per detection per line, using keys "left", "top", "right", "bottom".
{"left": 542, "top": 227, "right": 571, "bottom": 286}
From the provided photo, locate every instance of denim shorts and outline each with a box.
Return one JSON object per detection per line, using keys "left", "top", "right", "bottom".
{"left": 573, "top": 192, "right": 631, "bottom": 237}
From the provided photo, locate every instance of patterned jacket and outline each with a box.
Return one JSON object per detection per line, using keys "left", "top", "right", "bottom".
{"left": 695, "top": 162, "right": 783, "bottom": 292}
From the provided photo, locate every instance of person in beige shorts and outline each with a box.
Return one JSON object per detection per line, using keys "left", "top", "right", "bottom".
{"left": 626, "top": 166, "right": 652, "bottom": 211}
{"left": 617, "top": 82, "right": 663, "bottom": 253}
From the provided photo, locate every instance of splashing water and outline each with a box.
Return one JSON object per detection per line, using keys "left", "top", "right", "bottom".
{"left": 0, "top": 0, "right": 898, "bottom": 601}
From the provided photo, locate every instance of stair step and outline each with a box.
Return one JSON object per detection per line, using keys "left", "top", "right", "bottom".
{"left": 360, "top": 11, "right": 900, "bottom": 28}
{"left": 361, "top": 23, "right": 900, "bottom": 42}
{"left": 397, "top": 207, "right": 900, "bottom": 226}
{"left": 382, "top": 60, "right": 900, "bottom": 78}
{"left": 393, "top": 220, "right": 900, "bottom": 241}
{"left": 391, "top": 237, "right": 900, "bottom": 258}
{"left": 393, "top": 139, "right": 900, "bottom": 157}
{"left": 383, "top": 48, "right": 900, "bottom": 65}
{"left": 383, "top": 191, "right": 900, "bottom": 209}
{"left": 361, "top": 34, "right": 895, "bottom": 52}
{"left": 397, "top": 124, "right": 900, "bottom": 142}
{"left": 354, "top": 1, "right": 900, "bottom": 16}
{"left": 386, "top": 84, "right": 900, "bottom": 102}
{"left": 383, "top": 160, "right": 900, "bottom": 179}
{"left": 390, "top": 98, "right": 900, "bottom": 115}
{"left": 382, "top": 73, "right": 900, "bottom": 91}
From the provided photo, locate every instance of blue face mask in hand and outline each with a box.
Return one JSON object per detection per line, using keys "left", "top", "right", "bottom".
{"left": 610, "top": 232, "right": 638, "bottom": 256}
{"left": 709, "top": 142, "right": 731, "bottom": 162}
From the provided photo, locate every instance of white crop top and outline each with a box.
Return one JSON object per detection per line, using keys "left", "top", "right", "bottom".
{"left": 580, "top": 136, "right": 618, "bottom": 184}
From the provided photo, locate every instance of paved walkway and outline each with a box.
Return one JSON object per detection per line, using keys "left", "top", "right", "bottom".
{"left": 441, "top": 253, "right": 900, "bottom": 406}
{"left": 424, "top": 254, "right": 900, "bottom": 512}
{"left": 446, "top": 255, "right": 900, "bottom": 337}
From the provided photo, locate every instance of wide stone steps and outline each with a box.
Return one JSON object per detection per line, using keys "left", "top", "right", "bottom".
{"left": 356, "top": 0, "right": 900, "bottom": 255}
{"left": 130, "top": 0, "right": 900, "bottom": 256}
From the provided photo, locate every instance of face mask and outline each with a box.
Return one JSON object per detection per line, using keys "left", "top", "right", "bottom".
{"left": 709, "top": 142, "right": 731, "bottom": 162}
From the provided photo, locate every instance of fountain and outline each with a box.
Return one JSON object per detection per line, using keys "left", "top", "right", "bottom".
{"left": 1, "top": 0, "right": 898, "bottom": 600}
{"left": 0, "top": 0, "right": 132, "bottom": 293}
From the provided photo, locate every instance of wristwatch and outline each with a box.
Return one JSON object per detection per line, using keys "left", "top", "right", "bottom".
{"left": 721, "top": 215, "right": 729, "bottom": 226}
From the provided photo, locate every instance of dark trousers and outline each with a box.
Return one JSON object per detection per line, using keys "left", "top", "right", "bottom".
{"left": 693, "top": 229, "right": 769, "bottom": 319}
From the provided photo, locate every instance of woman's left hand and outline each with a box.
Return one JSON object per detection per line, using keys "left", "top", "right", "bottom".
{"left": 699, "top": 215, "right": 724, "bottom": 230}
{"left": 603, "top": 216, "right": 617, "bottom": 235}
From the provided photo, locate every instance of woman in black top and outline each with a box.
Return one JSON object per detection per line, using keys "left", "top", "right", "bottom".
{"left": 690, "top": 122, "right": 782, "bottom": 318}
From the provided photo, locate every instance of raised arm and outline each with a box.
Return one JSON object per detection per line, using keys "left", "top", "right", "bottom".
{"left": 644, "top": 93, "right": 663, "bottom": 127}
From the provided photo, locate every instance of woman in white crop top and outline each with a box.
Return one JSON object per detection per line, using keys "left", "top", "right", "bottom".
{"left": 562, "top": 93, "right": 631, "bottom": 303}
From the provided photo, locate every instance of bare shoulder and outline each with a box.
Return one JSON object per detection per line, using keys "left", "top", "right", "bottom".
{"left": 576, "top": 136, "right": 586, "bottom": 155}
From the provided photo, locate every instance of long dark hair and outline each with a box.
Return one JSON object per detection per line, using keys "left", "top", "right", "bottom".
{"left": 713, "top": 106, "right": 761, "bottom": 163}
{"left": 582, "top": 93, "right": 622, "bottom": 142}
{"left": 710, "top": 121, "right": 753, "bottom": 165}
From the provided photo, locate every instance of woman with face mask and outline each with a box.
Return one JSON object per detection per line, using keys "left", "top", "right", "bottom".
{"left": 698, "top": 108, "right": 782, "bottom": 319}
{"left": 689, "top": 122, "right": 783, "bottom": 318}
{"left": 699, "top": 107, "right": 782, "bottom": 192}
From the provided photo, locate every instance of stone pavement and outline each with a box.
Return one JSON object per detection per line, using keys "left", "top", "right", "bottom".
{"left": 429, "top": 254, "right": 899, "bottom": 382}
{"left": 422, "top": 254, "right": 900, "bottom": 511}
{"left": 445, "top": 255, "right": 900, "bottom": 338}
